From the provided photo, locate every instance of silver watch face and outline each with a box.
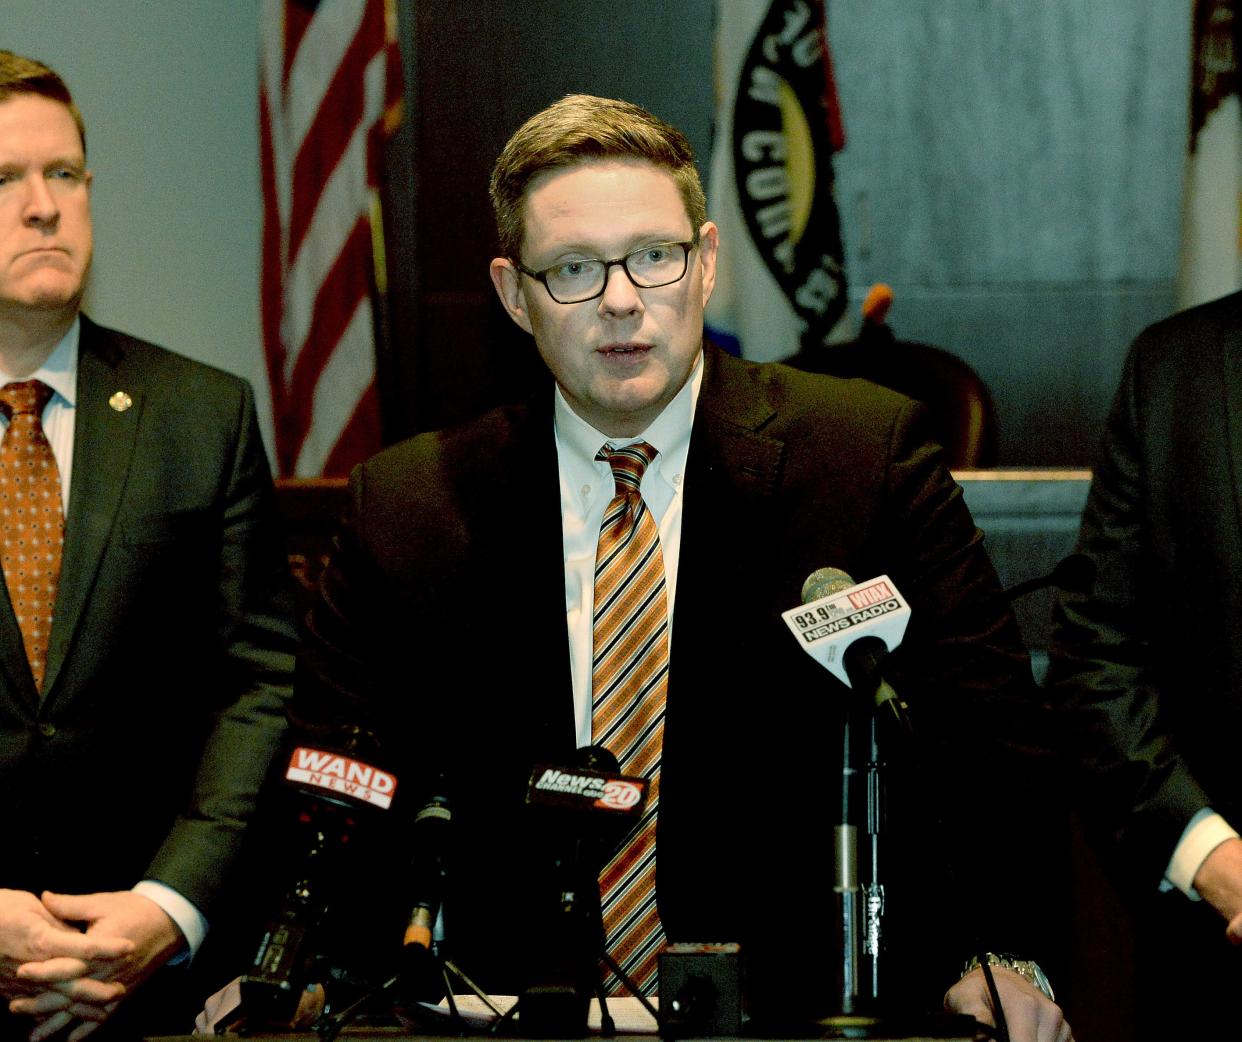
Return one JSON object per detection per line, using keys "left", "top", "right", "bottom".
{"left": 1002, "top": 958, "right": 1055, "bottom": 1002}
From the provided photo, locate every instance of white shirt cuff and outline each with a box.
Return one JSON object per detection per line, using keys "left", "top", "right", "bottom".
{"left": 1163, "top": 808, "right": 1240, "bottom": 899}
{"left": 132, "top": 880, "right": 208, "bottom": 961}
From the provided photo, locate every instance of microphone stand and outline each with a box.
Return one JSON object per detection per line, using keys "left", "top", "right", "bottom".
{"left": 831, "top": 700, "right": 892, "bottom": 1013}
{"left": 834, "top": 710, "right": 862, "bottom": 1015}
{"left": 823, "top": 664, "right": 903, "bottom": 1035}
{"left": 506, "top": 831, "right": 659, "bottom": 1037}
{"left": 822, "top": 665, "right": 981, "bottom": 1040}
{"left": 863, "top": 711, "right": 887, "bottom": 1004}
{"left": 316, "top": 948, "right": 504, "bottom": 1042}
{"left": 318, "top": 793, "right": 504, "bottom": 1042}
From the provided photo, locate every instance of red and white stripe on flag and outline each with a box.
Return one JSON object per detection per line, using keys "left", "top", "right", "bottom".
{"left": 260, "top": 0, "right": 403, "bottom": 476}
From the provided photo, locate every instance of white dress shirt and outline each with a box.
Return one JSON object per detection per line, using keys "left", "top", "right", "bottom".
{"left": 554, "top": 352, "right": 703, "bottom": 747}
{"left": 0, "top": 318, "right": 78, "bottom": 507}
{"left": 1165, "top": 810, "right": 1240, "bottom": 899}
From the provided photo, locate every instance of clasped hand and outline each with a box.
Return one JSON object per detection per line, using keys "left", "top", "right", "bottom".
{"left": 945, "top": 966, "right": 1074, "bottom": 1042}
{"left": 1, "top": 888, "right": 183, "bottom": 1042}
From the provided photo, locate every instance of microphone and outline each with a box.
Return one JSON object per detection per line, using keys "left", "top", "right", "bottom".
{"left": 519, "top": 747, "right": 650, "bottom": 1037}
{"left": 801, "top": 565, "right": 856, "bottom": 603}
{"left": 397, "top": 788, "right": 452, "bottom": 1002}
{"left": 782, "top": 568, "right": 912, "bottom": 731}
{"left": 402, "top": 790, "right": 451, "bottom": 953}
{"left": 526, "top": 746, "right": 648, "bottom": 826}
{"left": 1003, "top": 552, "right": 1095, "bottom": 602}
{"left": 233, "top": 730, "right": 398, "bottom": 1025}
{"left": 526, "top": 744, "right": 650, "bottom": 904}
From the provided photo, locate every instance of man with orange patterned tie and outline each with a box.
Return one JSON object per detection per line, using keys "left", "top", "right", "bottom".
{"left": 297, "top": 94, "right": 1071, "bottom": 1040}
{"left": 0, "top": 51, "right": 296, "bottom": 1041}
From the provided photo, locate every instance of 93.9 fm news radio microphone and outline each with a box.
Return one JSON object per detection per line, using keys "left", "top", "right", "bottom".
{"left": 783, "top": 567, "right": 913, "bottom": 732}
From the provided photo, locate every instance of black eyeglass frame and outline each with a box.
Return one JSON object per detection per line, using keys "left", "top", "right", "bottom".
{"left": 511, "top": 237, "right": 700, "bottom": 304}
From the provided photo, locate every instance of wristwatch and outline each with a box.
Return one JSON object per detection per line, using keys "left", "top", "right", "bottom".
{"left": 962, "top": 952, "right": 1055, "bottom": 1001}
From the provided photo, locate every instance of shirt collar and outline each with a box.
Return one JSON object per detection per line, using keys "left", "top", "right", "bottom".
{"left": 0, "top": 317, "right": 79, "bottom": 408}
{"left": 554, "top": 348, "right": 703, "bottom": 489}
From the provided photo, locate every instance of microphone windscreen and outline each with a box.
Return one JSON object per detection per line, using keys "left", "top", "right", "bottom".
{"left": 801, "top": 566, "right": 856, "bottom": 605}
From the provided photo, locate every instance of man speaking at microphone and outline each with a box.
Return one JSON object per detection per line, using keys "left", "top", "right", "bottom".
{"left": 297, "top": 94, "right": 1070, "bottom": 1040}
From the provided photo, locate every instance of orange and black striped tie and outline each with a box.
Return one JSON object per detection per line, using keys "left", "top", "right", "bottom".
{"left": 592, "top": 441, "right": 668, "bottom": 996}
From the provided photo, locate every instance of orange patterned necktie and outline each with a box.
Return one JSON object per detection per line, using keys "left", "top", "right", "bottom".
{"left": 592, "top": 441, "right": 668, "bottom": 995}
{"left": 0, "top": 381, "right": 64, "bottom": 691}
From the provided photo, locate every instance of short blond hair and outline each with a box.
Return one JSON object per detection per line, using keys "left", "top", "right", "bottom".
{"left": 0, "top": 50, "right": 86, "bottom": 155}
{"left": 489, "top": 94, "right": 706, "bottom": 259}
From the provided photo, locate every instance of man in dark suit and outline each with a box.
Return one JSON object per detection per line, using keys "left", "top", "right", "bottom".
{"left": 297, "top": 94, "right": 1070, "bottom": 1039}
{"left": 1047, "top": 289, "right": 1242, "bottom": 1037}
{"left": 0, "top": 51, "right": 296, "bottom": 1040}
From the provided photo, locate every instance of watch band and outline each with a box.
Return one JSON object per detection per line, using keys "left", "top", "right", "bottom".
{"left": 962, "top": 952, "right": 1055, "bottom": 1002}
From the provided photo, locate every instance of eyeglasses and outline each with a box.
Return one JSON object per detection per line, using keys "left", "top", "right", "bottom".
{"left": 513, "top": 239, "right": 698, "bottom": 304}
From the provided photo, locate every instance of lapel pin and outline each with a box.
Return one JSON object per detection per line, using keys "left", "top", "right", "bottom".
{"left": 109, "top": 391, "right": 133, "bottom": 413}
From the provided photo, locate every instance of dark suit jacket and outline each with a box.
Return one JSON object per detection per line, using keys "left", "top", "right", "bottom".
{"left": 0, "top": 316, "right": 297, "bottom": 919}
{"left": 1046, "top": 290, "right": 1242, "bottom": 1035}
{"left": 1047, "top": 290, "right": 1242, "bottom": 887}
{"left": 299, "top": 344, "right": 1040, "bottom": 1013}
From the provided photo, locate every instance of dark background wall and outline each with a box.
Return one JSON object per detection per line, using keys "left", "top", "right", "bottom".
{"left": 386, "top": 0, "right": 1191, "bottom": 466}
{"left": 0, "top": 2, "right": 267, "bottom": 433}
{"left": 381, "top": 0, "right": 716, "bottom": 440}
{"left": 1, "top": 1, "right": 1191, "bottom": 466}
{"left": 2, "top": 4, "right": 1181, "bottom": 1036}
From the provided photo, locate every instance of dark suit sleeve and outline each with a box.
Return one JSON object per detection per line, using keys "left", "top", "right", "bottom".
{"left": 143, "top": 381, "right": 298, "bottom": 917}
{"left": 873, "top": 399, "right": 1062, "bottom": 973}
{"left": 293, "top": 459, "right": 406, "bottom": 743}
{"left": 880, "top": 399, "right": 1034, "bottom": 728}
{"left": 1047, "top": 336, "right": 1211, "bottom": 890}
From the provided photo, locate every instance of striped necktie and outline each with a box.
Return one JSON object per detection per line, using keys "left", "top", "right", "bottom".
{"left": 592, "top": 441, "right": 668, "bottom": 995}
{"left": 0, "top": 380, "right": 64, "bottom": 692}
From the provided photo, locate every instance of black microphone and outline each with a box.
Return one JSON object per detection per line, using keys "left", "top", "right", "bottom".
{"left": 526, "top": 745, "right": 648, "bottom": 832}
{"left": 232, "top": 728, "right": 398, "bottom": 1025}
{"left": 1003, "top": 552, "right": 1095, "bottom": 602}
{"left": 402, "top": 789, "right": 451, "bottom": 953}
{"left": 526, "top": 745, "right": 650, "bottom": 906}
{"left": 397, "top": 787, "right": 452, "bottom": 1002}
{"left": 519, "top": 746, "right": 650, "bottom": 1037}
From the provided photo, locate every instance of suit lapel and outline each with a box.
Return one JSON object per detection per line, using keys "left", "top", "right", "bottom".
{"left": 42, "top": 319, "right": 144, "bottom": 699}
{"left": 692, "top": 355, "right": 784, "bottom": 498}
{"left": 677, "top": 346, "right": 784, "bottom": 597}
{"left": 1222, "top": 309, "right": 1242, "bottom": 542}
{"left": 670, "top": 347, "right": 785, "bottom": 700}
{"left": 657, "top": 348, "right": 787, "bottom": 926}
{"left": 490, "top": 393, "right": 578, "bottom": 750}
{"left": 0, "top": 532, "right": 34, "bottom": 705}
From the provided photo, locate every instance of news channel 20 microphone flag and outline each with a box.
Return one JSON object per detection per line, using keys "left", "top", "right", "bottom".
{"left": 706, "top": 0, "right": 852, "bottom": 362}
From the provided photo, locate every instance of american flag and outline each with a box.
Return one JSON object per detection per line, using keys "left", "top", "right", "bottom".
{"left": 259, "top": 0, "right": 403, "bottom": 476}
